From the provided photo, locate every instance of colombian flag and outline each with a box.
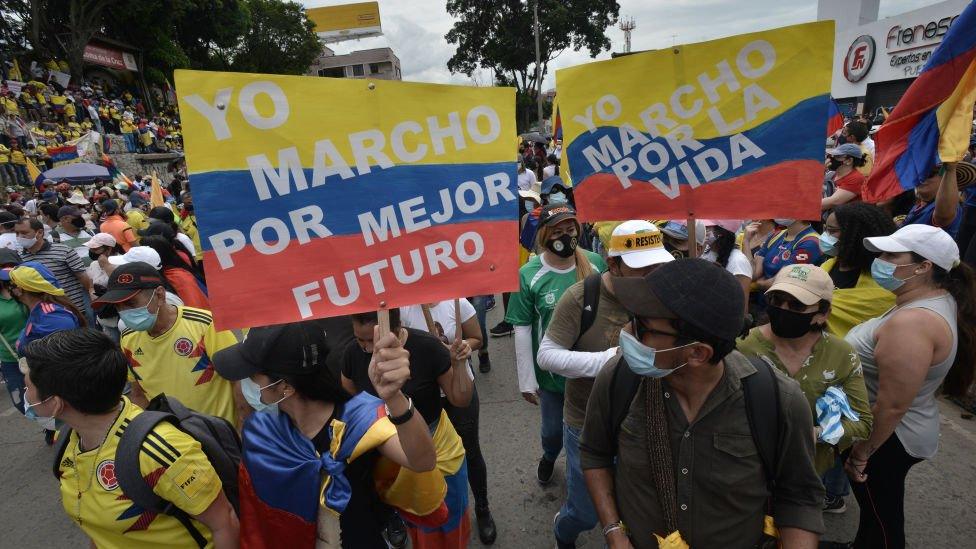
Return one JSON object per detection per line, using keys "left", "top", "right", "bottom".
{"left": 863, "top": 1, "right": 976, "bottom": 203}
{"left": 827, "top": 99, "right": 844, "bottom": 137}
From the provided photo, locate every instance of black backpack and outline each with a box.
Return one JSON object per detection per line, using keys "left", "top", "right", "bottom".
{"left": 55, "top": 395, "right": 242, "bottom": 547}
{"left": 605, "top": 354, "right": 782, "bottom": 495}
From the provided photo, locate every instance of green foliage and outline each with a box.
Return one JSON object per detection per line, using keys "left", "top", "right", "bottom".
{"left": 223, "top": 0, "right": 321, "bottom": 75}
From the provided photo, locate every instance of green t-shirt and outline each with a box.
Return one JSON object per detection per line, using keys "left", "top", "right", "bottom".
{"left": 737, "top": 327, "right": 874, "bottom": 473}
{"left": 0, "top": 295, "right": 28, "bottom": 362}
{"left": 505, "top": 251, "right": 607, "bottom": 393}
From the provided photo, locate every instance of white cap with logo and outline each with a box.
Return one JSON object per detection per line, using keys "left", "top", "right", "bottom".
{"left": 108, "top": 246, "right": 163, "bottom": 271}
{"left": 607, "top": 220, "right": 675, "bottom": 269}
{"left": 863, "top": 224, "right": 960, "bottom": 271}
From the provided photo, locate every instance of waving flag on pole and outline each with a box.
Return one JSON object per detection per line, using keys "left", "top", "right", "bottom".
{"left": 826, "top": 98, "right": 844, "bottom": 137}
{"left": 863, "top": 1, "right": 976, "bottom": 203}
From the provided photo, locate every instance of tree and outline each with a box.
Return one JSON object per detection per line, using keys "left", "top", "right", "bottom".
{"left": 446, "top": 0, "right": 619, "bottom": 129}
{"left": 224, "top": 0, "right": 320, "bottom": 75}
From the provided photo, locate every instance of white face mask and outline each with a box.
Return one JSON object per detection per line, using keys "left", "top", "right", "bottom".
{"left": 24, "top": 391, "right": 57, "bottom": 430}
{"left": 16, "top": 235, "right": 37, "bottom": 249}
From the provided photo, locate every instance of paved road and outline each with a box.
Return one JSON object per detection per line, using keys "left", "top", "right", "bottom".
{"left": 2, "top": 303, "right": 976, "bottom": 547}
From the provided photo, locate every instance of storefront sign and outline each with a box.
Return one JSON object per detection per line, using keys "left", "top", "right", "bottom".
{"left": 844, "top": 35, "right": 875, "bottom": 83}
{"left": 83, "top": 44, "right": 138, "bottom": 72}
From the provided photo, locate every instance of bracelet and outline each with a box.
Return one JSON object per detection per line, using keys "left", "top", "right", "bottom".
{"left": 602, "top": 520, "right": 627, "bottom": 538}
{"left": 386, "top": 396, "right": 414, "bottom": 425}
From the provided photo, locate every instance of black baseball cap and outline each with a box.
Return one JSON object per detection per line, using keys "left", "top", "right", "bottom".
{"left": 92, "top": 262, "right": 165, "bottom": 305}
{"left": 539, "top": 204, "right": 577, "bottom": 227}
{"left": 0, "top": 211, "right": 19, "bottom": 228}
{"left": 0, "top": 248, "right": 21, "bottom": 267}
{"left": 613, "top": 258, "right": 745, "bottom": 341}
{"left": 138, "top": 220, "right": 176, "bottom": 239}
{"left": 148, "top": 206, "right": 175, "bottom": 224}
{"left": 213, "top": 321, "right": 330, "bottom": 381}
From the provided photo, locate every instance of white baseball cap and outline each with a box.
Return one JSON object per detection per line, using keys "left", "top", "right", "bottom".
{"left": 84, "top": 233, "right": 117, "bottom": 249}
{"left": 864, "top": 224, "right": 960, "bottom": 271}
{"left": 607, "top": 220, "right": 674, "bottom": 268}
{"left": 108, "top": 246, "right": 162, "bottom": 271}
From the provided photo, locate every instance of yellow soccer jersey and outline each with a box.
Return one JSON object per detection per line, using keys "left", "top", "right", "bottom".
{"left": 122, "top": 307, "right": 239, "bottom": 424}
{"left": 57, "top": 397, "right": 221, "bottom": 548}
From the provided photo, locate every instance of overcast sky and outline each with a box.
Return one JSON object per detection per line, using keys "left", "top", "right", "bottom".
{"left": 302, "top": 0, "right": 938, "bottom": 88}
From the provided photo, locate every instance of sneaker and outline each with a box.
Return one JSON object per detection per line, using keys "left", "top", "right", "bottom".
{"left": 475, "top": 503, "right": 497, "bottom": 545}
{"left": 479, "top": 352, "right": 491, "bottom": 373}
{"left": 537, "top": 457, "right": 555, "bottom": 485}
{"left": 553, "top": 512, "right": 575, "bottom": 549}
{"left": 823, "top": 495, "right": 847, "bottom": 514}
{"left": 490, "top": 321, "right": 513, "bottom": 338}
{"left": 485, "top": 295, "right": 496, "bottom": 311}
{"left": 383, "top": 513, "right": 407, "bottom": 548}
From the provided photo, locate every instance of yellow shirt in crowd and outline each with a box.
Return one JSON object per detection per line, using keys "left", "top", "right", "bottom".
{"left": 10, "top": 150, "right": 26, "bottom": 165}
{"left": 122, "top": 306, "right": 239, "bottom": 425}
{"left": 57, "top": 397, "right": 221, "bottom": 548}
{"left": 126, "top": 208, "right": 150, "bottom": 234}
{"left": 65, "top": 102, "right": 76, "bottom": 118}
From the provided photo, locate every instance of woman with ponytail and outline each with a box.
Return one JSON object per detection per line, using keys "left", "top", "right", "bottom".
{"left": 504, "top": 204, "right": 605, "bottom": 484}
{"left": 844, "top": 224, "right": 974, "bottom": 549}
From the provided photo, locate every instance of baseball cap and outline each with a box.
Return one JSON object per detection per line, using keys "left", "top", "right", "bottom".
{"left": 93, "top": 262, "right": 166, "bottom": 305}
{"left": 129, "top": 192, "right": 149, "bottom": 208}
{"left": 612, "top": 258, "right": 745, "bottom": 341}
{"left": 101, "top": 199, "right": 119, "bottom": 213}
{"left": 766, "top": 264, "right": 833, "bottom": 305}
{"left": 57, "top": 205, "right": 82, "bottom": 219}
{"left": 701, "top": 219, "right": 742, "bottom": 234}
{"left": 539, "top": 204, "right": 577, "bottom": 227}
{"left": 85, "top": 233, "right": 118, "bottom": 249}
{"left": 138, "top": 220, "right": 176, "bottom": 240}
{"left": 213, "top": 321, "right": 330, "bottom": 381}
{"left": 108, "top": 246, "right": 163, "bottom": 270}
{"left": 0, "top": 248, "right": 21, "bottom": 267}
{"left": 41, "top": 190, "right": 57, "bottom": 201}
{"left": 608, "top": 220, "right": 674, "bottom": 269}
{"left": 863, "top": 224, "right": 960, "bottom": 271}
{"left": 9, "top": 261, "right": 64, "bottom": 296}
{"left": 661, "top": 220, "right": 707, "bottom": 246}
{"left": 0, "top": 211, "right": 19, "bottom": 228}
{"left": 518, "top": 189, "right": 542, "bottom": 204}
{"left": 540, "top": 175, "right": 566, "bottom": 195}
{"left": 826, "top": 143, "right": 864, "bottom": 159}
{"left": 148, "top": 206, "right": 176, "bottom": 224}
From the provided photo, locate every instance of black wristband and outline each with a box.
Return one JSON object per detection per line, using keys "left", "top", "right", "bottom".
{"left": 387, "top": 397, "right": 414, "bottom": 425}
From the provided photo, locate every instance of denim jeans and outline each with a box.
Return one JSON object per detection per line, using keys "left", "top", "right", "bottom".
{"left": 539, "top": 388, "right": 564, "bottom": 461}
{"left": 822, "top": 455, "right": 850, "bottom": 498}
{"left": 554, "top": 424, "right": 598, "bottom": 544}
{"left": 469, "top": 295, "right": 489, "bottom": 352}
{"left": 1, "top": 360, "right": 25, "bottom": 413}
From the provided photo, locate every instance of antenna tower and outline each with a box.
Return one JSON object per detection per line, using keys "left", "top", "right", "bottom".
{"left": 619, "top": 17, "right": 636, "bottom": 53}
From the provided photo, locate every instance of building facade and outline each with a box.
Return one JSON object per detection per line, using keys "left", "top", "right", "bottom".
{"left": 306, "top": 47, "right": 402, "bottom": 81}
{"left": 818, "top": 0, "right": 969, "bottom": 116}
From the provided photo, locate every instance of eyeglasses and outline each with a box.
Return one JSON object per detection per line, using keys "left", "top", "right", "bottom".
{"left": 632, "top": 317, "right": 681, "bottom": 342}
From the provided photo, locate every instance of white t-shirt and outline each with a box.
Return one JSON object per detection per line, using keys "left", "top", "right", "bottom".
{"left": 542, "top": 165, "right": 556, "bottom": 179}
{"left": 517, "top": 170, "right": 537, "bottom": 191}
{"left": 400, "top": 299, "right": 476, "bottom": 380}
{"left": 704, "top": 248, "right": 753, "bottom": 279}
{"left": 862, "top": 136, "right": 875, "bottom": 157}
{"left": 0, "top": 233, "right": 21, "bottom": 252}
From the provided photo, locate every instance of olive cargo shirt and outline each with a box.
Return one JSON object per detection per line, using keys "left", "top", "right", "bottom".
{"left": 545, "top": 275, "right": 630, "bottom": 429}
{"left": 579, "top": 351, "right": 824, "bottom": 549}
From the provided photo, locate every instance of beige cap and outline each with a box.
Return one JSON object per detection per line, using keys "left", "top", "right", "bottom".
{"left": 765, "top": 264, "right": 833, "bottom": 305}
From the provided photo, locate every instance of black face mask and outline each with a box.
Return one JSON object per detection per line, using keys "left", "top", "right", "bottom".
{"left": 88, "top": 249, "right": 103, "bottom": 261}
{"left": 828, "top": 158, "right": 844, "bottom": 171}
{"left": 767, "top": 306, "right": 818, "bottom": 339}
{"left": 184, "top": 204, "right": 194, "bottom": 212}
{"left": 546, "top": 233, "right": 577, "bottom": 258}
{"left": 71, "top": 217, "right": 86, "bottom": 228}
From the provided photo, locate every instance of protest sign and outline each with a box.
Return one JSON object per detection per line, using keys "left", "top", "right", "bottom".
{"left": 175, "top": 70, "right": 518, "bottom": 330}
{"left": 556, "top": 21, "right": 833, "bottom": 221}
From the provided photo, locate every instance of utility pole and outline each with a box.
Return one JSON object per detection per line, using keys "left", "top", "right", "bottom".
{"left": 533, "top": 0, "right": 544, "bottom": 133}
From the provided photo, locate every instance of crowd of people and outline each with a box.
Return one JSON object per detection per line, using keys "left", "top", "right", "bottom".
{"left": 0, "top": 62, "right": 974, "bottom": 549}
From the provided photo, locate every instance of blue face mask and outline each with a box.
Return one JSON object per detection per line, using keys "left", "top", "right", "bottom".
{"left": 119, "top": 292, "right": 159, "bottom": 331}
{"left": 24, "top": 391, "right": 57, "bottom": 430}
{"left": 819, "top": 232, "right": 838, "bottom": 256}
{"left": 871, "top": 258, "right": 917, "bottom": 291}
{"left": 241, "top": 378, "right": 286, "bottom": 412}
{"left": 548, "top": 191, "right": 567, "bottom": 205}
{"left": 619, "top": 328, "right": 694, "bottom": 378}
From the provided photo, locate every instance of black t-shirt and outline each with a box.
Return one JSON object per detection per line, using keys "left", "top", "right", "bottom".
{"left": 311, "top": 403, "right": 388, "bottom": 548}
{"left": 828, "top": 265, "right": 860, "bottom": 290}
{"left": 341, "top": 327, "right": 451, "bottom": 425}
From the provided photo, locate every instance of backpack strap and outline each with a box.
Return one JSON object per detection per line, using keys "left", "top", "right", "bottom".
{"left": 607, "top": 356, "right": 641, "bottom": 456}
{"left": 741, "top": 355, "right": 782, "bottom": 496}
{"left": 572, "top": 273, "right": 602, "bottom": 350}
{"left": 115, "top": 410, "right": 207, "bottom": 548}
{"left": 52, "top": 427, "right": 73, "bottom": 480}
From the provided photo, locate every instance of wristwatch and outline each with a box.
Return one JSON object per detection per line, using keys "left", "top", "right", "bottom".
{"left": 386, "top": 396, "right": 415, "bottom": 425}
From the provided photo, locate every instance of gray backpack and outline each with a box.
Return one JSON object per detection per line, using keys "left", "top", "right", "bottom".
{"left": 54, "top": 395, "right": 241, "bottom": 547}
